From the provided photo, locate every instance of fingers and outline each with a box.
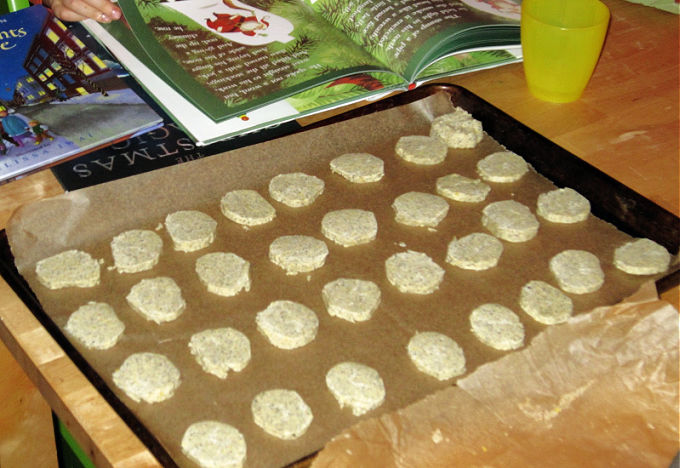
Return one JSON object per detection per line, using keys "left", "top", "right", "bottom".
{"left": 44, "top": 0, "right": 122, "bottom": 23}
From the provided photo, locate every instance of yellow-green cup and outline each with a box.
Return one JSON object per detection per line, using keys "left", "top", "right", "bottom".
{"left": 521, "top": 0, "right": 610, "bottom": 103}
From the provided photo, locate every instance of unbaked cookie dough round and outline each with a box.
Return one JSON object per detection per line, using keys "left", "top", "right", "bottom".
{"left": 436, "top": 173, "right": 491, "bottom": 203}
{"left": 395, "top": 135, "right": 448, "bottom": 165}
{"left": 429, "top": 108, "right": 484, "bottom": 149}
{"left": 549, "top": 250, "right": 605, "bottom": 294}
{"left": 482, "top": 200, "right": 539, "bottom": 242}
{"left": 469, "top": 303, "right": 525, "bottom": 351}
{"left": 189, "top": 328, "right": 251, "bottom": 379}
{"left": 111, "top": 229, "right": 163, "bottom": 273}
{"left": 268, "top": 235, "right": 329, "bottom": 275}
{"left": 330, "top": 153, "right": 384, "bottom": 183}
{"left": 35, "top": 249, "right": 100, "bottom": 289}
{"left": 251, "top": 389, "right": 313, "bottom": 440}
{"left": 165, "top": 210, "right": 217, "bottom": 252}
{"left": 268, "top": 172, "right": 324, "bottom": 207}
{"left": 446, "top": 232, "right": 504, "bottom": 270}
{"left": 321, "top": 278, "right": 381, "bottom": 323}
{"left": 126, "top": 276, "right": 185, "bottom": 323}
{"left": 613, "top": 238, "right": 671, "bottom": 275}
{"left": 325, "top": 361, "right": 385, "bottom": 416}
{"left": 181, "top": 420, "right": 247, "bottom": 468}
{"left": 220, "top": 189, "right": 276, "bottom": 226}
{"left": 519, "top": 280, "right": 574, "bottom": 325}
{"left": 195, "top": 252, "right": 250, "bottom": 297}
{"left": 112, "top": 352, "right": 181, "bottom": 403}
{"left": 476, "top": 151, "right": 529, "bottom": 183}
{"left": 321, "top": 209, "right": 377, "bottom": 247}
{"left": 407, "top": 331, "right": 466, "bottom": 381}
{"left": 385, "top": 250, "right": 445, "bottom": 295}
{"left": 65, "top": 302, "right": 125, "bottom": 350}
{"left": 536, "top": 187, "right": 591, "bottom": 223}
{"left": 256, "top": 300, "right": 319, "bottom": 350}
{"left": 392, "top": 191, "right": 449, "bottom": 228}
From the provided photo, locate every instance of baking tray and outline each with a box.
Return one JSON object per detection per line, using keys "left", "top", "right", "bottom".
{"left": 1, "top": 84, "right": 678, "bottom": 467}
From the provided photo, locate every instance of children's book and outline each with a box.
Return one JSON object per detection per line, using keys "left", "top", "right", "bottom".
{"left": 84, "top": 0, "right": 522, "bottom": 145}
{"left": 0, "top": 5, "right": 163, "bottom": 184}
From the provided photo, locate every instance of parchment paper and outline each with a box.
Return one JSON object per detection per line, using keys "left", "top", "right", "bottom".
{"left": 6, "top": 92, "right": 676, "bottom": 467}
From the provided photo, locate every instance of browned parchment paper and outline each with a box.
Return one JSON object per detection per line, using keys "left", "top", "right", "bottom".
{"left": 6, "top": 92, "right": 675, "bottom": 467}
{"left": 311, "top": 282, "right": 680, "bottom": 468}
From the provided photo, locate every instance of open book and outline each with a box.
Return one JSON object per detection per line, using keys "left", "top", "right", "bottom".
{"left": 86, "top": 0, "right": 521, "bottom": 145}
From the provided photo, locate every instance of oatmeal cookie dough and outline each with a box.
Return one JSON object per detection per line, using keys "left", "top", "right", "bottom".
{"left": 550, "top": 249, "right": 605, "bottom": 294}
{"left": 65, "top": 302, "right": 125, "bottom": 350}
{"left": 195, "top": 252, "right": 250, "bottom": 297}
{"left": 189, "top": 328, "right": 251, "bottom": 379}
{"left": 482, "top": 200, "right": 540, "bottom": 242}
{"left": 321, "top": 209, "right": 378, "bottom": 247}
{"left": 111, "top": 229, "right": 163, "bottom": 273}
{"left": 476, "top": 151, "right": 529, "bottom": 183}
{"left": 35, "top": 249, "right": 100, "bottom": 289}
{"left": 392, "top": 191, "right": 450, "bottom": 228}
{"left": 256, "top": 300, "right": 319, "bottom": 350}
{"left": 112, "top": 352, "right": 180, "bottom": 403}
{"left": 446, "top": 232, "right": 504, "bottom": 271}
{"left": 268, "top": 172, "right": 324, "bottom": 207}
{"left": 469, "top": 303, "right": 525, "bottom": 351}
{"left": 429, "top": 108, "right": 484, "bottom": 148}
{"left": 395, "top": 135, "right": 448, "bottom": 165}
{"left": 321, "top": 278, "right": 381, "bottom": 323}
{"left": 269, "top": 235, "right": 329, "bottom": 275}
{"left": 385, "top": 250, "right": 445, "bottom": 295}
{"left": 436, "top": 173, "right": 491, "bottom": 203}
{"left": 126, "top": 276, "right": 185, "bottom": 323}
{"left": 181, "top": 420, "right": 247, "bottom": 468}
{"left": 613, "top": 238, "right": 671, "bottom": 275}
{"left": 519, "top": 280, "right": 574, "bottom": 325}
{"left": 165, "top": 210, "right": 217, "bottom": 252}
{"left": 251, "top": 389, "right": 313, "bottom": 440}
{"left": 330, "top": 152, "right": 384, "bottom": 183}
{"left": 407, "top": 331, "right": 466, "bottom": 381}
{"left": 325, "top": 362, "right": 385, "bottom": 416}
{"left": 220, "top": 189, "right": 276, "bottom": 226}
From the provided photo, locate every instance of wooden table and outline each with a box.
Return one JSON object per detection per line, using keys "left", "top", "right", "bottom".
{"left": 0, "top": 0, "right": 677, "bottom": 465}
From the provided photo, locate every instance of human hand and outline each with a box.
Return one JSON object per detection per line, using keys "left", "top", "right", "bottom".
{"left": 42, "top": 0, "right": 122, "bottom": 23}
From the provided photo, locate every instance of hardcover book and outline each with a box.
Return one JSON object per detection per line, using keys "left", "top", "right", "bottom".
{"left": 84, "top": 0, "right": 522, "bottom": 145}
{"left": 0, "top": 5, "right": 162, "bottom": 184}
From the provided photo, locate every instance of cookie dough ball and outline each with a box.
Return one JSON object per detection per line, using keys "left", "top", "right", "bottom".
{"left": 181, "top": 420, "right": 247, "bottom": 468}
{"left": 269, "top": 235, "right": 329, "bottom": 275}
{"left": 519, "top": 280, "right": 574, "bottom": 325}
{"left": 469, "top": 303, "right": 525, "bottom": 351}
{"left": 195, "top": 252, "right": 250, "bottom": 297}
{"left": 536, "top": 187, "right": 591, "bottom": 223}
{"left": 446, "top": 232, "right": 504, "bottom": 271}
{"left": 165, "top": 210, "right": 217, "bottom": 252}
{"left": 436, "top": 173, "right": 491, "bottom": 203}
{"left": 256, "top": 300, "right": 319, "bottom": 350}
{"left": 385, "top": 250, "right": 445, "bottom": 295}
{"left": 220, "top": 189, "right": 276, "bottom": 226}
{"left": 35, "top": 249, "right": 100, "bottom": 289}
{"left": 113, "top": 352, "right": 180, "bottom": 403}
{"left": 482, "top": 200, "right": 539, "bottom": 242}
{"left": 321, "top": 209, "right": 377, "bottom": 247}
{"left": 330, "top": 153, "right": 384, "bottom": 183}
{"left": 322, "top": 278, "right": 381, "bottom": 323}
{"left": 395, "top": 135, "right": 448, "bottom": 165}
{"left": 613, "top": 238, "right": 671, "bottom": 275}
{"left": 268, "top": 172, "right": 324, "bottom": 207}
{"left": 407, "top": 331, "right": 466, "bottom": 380}
{"left": 429, "top": 108, "right": 484, "bottom": 149}
{"left": 126, "top": 277, "right": 185, "bottom": 323}
{"left": 476, "top": 151, "right": 529, "bottom": 183}
{"left": 550, "top": 250, "right": 605, "bottom": 294}
{"left": 189, "top": 328, "right": 251, "bottom": 379}
{"left": 65, "top": 302, "right": 125, "bottom": 350}
{"left": 325, "top": 362, "right": 385, "bottom": 416}
{"left": 251, "top": 389, "right": 313, "bottom": 440}
{"left": 111, "top": 229, "right": 163, "bottom": 273}
{"left": 392, "top": 191, "right": 450, "bottom": 228}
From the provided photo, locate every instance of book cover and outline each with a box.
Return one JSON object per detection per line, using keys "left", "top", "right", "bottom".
{"left": 0, "top": 5, "right": 162, "bottom": 184}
